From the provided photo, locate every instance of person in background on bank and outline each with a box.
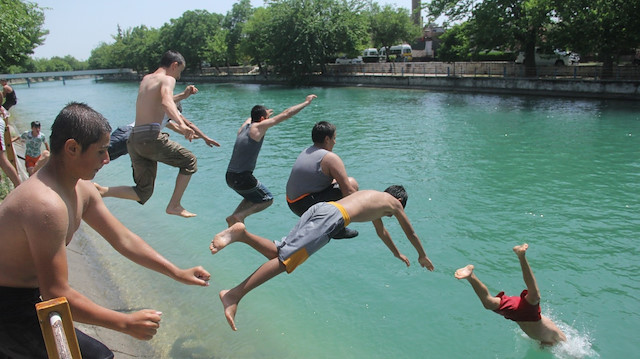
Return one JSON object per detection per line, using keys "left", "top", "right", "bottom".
{"left": 95, "top": 51, "right": 219, "bottom": 217}
{"left": 1, "top": 79, "right": 17, "bottom": 111}
{"left": 18, "top": 121, "right": 50, "bottom": 176}
{"left": 286, "top": 121, "right": 359, "bottom": 238}
{"left": 0, "top": 102, "right": 21, "bottom": 188}
{"left": 454, "top": 243, "right": 566, "bottom": 346}
{"left": 225, "top": 94, "right": 317, "bottom": 226}
{"left": 0, "top": 102, "right": 211, "bottom": 358}
{"left": 211, "top": 185, "right": 434, "bottom": 331}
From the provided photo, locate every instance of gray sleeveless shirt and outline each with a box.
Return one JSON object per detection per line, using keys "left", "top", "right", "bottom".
{"left": 227, "top": 123, "right": 264, "bottom": 173}
{"left": 286, "top": 145, "right": 332, "bottom": 200}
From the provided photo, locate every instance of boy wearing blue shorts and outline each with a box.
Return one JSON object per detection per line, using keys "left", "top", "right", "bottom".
{"left": 225, "top": 94, "right": 316, "bottom": 226}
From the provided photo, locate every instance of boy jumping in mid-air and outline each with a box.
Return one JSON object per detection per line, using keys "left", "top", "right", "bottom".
{"left": 210, "top": 185, "right": 435, "bottom": 331}
{"left": 454, "top": 243, "right": 566, "bottom": 346}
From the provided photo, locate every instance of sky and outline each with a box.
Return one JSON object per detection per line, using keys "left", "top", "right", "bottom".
{"left": 32, "top": 0, "right": 416, "bottom": 61}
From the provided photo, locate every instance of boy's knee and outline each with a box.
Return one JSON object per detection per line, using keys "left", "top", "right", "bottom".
{"left": 135, "top": 186, "right": 154, "bottom": 204}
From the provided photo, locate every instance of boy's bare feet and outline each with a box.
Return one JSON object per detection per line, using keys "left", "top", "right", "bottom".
{"left": 225, "top": 214, "right": 242, "bottom": 227}
{"left": 219, "top": 290, "right": 238, "bottom": 331}
{"left": 210, "top": 223, "right": 245, "bottom": 254}
{"left": 454, "top": 264, "right": 475, "bottom": 279}
{"left": 166, "top": 205, "right": 197, "bottom": 218}
{"left": 513, "top": 243, "right": 529, "bottom": 256}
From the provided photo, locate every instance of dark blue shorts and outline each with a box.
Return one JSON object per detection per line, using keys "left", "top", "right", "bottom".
{"left": 226, "top": 171, "right": 273, "bottom": 203}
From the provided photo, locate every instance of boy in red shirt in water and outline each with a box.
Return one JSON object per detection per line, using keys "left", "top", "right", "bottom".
{"left": 455, "top": 243, "right": 566, "bottom": 346}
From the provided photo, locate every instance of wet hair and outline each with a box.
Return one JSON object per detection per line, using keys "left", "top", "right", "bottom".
{"left": 251, "top": 105, "right": 268, "bottom": 122}
{"left": 159, "top": 50, "right": 185, "bottom": 68}
{"left": 49, "top": 102, "right": 111, "bottom": 155}
{"left": 311, "top": 121, "right": 336, "bottom": 144}
{"left": 30, "top": 121, "right": 41, "bottom": 128}
{"left": 384, "top": 185, "right": 408, "bottom": 208}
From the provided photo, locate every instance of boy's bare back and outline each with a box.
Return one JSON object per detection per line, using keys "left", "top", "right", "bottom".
{"left": 337, "top": 190, "right": 401, "bottom": 222}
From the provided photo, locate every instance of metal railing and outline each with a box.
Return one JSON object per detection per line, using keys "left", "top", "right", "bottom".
{"left": 326, "top": 61, "right": 640, "bottom": 81}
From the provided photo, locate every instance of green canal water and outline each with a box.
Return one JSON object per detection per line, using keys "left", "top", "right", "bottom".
{"left": 7, "top": 78, "right": 639, "bottom": 358}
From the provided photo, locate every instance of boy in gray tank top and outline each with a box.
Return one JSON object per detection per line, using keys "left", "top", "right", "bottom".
{"left": 225, "top": 94, "right": 317, "bottom": 226}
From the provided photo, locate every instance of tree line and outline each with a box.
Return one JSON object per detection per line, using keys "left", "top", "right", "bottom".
{"left": 2, "top": 0, "right": 639, "bottom": 79}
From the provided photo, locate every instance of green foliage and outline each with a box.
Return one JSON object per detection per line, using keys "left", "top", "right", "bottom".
{"left": 370, "top": 3, "right": 422, "bottom": 60}
{"left": 427, "top": 0, "right": 556, "bottom": 74}
{"left": 0, "top": 0, "right": 48, "bottom": 72}
{"left": 161, "top": 10, "right": 224, "bottom": 70}
{"left": 224, "top": 0, "right": 254, "bottom": 66}
{"left": 436, "top": 23, "right": 471, "bottom": 61}
{"left": 239, "top": 7, "right": 274, "bottom": 70}
{"left": 551, "top": 0, "right": 640, "bottom": 69}
{"left": 262, "top": 0, "right": 369, "bottom": 80}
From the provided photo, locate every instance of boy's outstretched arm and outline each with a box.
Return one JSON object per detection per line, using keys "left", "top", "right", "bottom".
{"left": 393, "top": 208, "right": 435, "bottom": 271}
{"left": 372, "top": 219, "right": 410, "bottom": 266}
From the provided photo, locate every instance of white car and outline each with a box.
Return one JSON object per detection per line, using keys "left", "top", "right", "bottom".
{"left": 335, "top": 56, "right": 363, "bottom": 64}
{"left": 515, "top": 48, "right": 579, "bottom": 66}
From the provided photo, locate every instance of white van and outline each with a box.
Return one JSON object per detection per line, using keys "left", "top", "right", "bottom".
{"left": 380, "top": 44, "right": 412, "bottom": 62}
{"left": 362, "top": 48, "right": 380, "bottom": 63}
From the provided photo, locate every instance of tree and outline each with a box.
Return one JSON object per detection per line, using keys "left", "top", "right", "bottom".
{"left": 239, "top": 7, "right": 274, "bottom": 73}
{"left": 261, "top": 0, "right": 369, "bottom": 80}
{"left": 436, "top": 23, "right": 471, "bottom": 62}
{"left": 551, "top": 0, "right": 640, "bottom": 78}
{"left": 0, "top": 0, "right": 48, "bottom": 72}
{"left": 160, "top": 10, "right": 224, "bottom": 70}
{"left": 426, "top": 0, "right": 555, "bottom": 76}
{"left": 223, "top": 0, "right": 254, "bottom": 66}
{"left": 369, "top": 3, "right": 422, "bottom": 62}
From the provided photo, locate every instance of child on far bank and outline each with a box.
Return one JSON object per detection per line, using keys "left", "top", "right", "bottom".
{"left": 19, "top": 121, "right": 50, "bottom": 176}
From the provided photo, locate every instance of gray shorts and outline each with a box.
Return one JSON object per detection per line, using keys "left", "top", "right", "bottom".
{"left": 275, "top": 202, "right": 349, "bottom": 273}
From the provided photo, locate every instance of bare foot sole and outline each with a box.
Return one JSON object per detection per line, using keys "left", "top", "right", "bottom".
{"left": 93, "top": 183, "right": 108, "bottom": 197}
{"left": 210, "top": 223, "right": 245, "bottom": 254}
{"left": 219, "top": 290, "right": 238, "bottom": 331}
{"left": 513, "top": 243, "right": 529, "bottom": 256}
{"left": 166, "top": 206, "right": 197, "bottom": 218}
{"left": 454, "top": 264, "right": 475, "bottom": 279}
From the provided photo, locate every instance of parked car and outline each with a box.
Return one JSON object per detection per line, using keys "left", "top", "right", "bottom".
{"left": 515, "top": 48, "right": 579, "bottom": 66}
{"left": 335, "top": 56, "right": 363, "bottom": 64}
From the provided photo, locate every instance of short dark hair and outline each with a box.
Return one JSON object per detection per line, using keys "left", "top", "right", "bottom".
{"left": 251, "top": 105, "right": 268, "bottom": 123}
{"left": 49, "top": 102, "right": 111, "bottom": 155}
{"left": 311, "top": 121, "right": 336, "bottom": 144}
{"left": 384, "top": 185, "right": 408, "bottom": 208}
{"left": 30, "top": 121, "right": 41, "bottom": 128}
{"left": 160, "top": 50, "right": 185, "bottom": 68}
